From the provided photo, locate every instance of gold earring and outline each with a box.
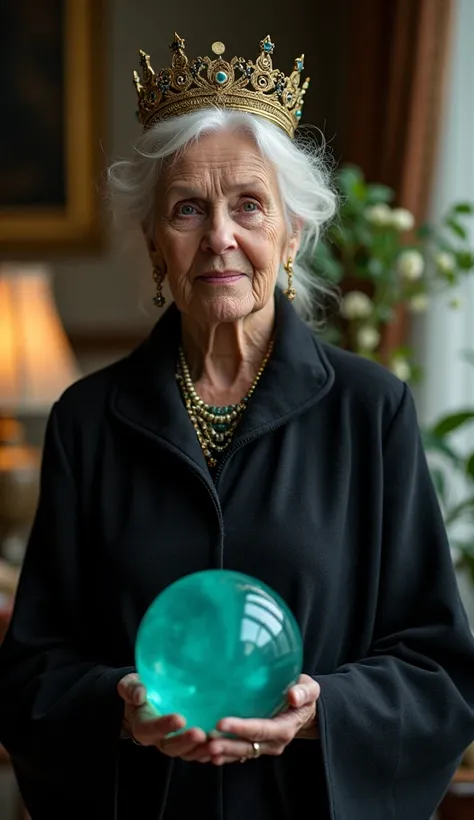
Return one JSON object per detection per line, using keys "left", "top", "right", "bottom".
{"left": 152, "top": 266, "right": 166, "bottom": 308}
{"left": 284, "top": 257, "right": 296, "bottom": 302}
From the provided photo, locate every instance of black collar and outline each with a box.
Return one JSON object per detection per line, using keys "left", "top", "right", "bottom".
{"left": 111, "top": 288, "right": 335, "bottom": 472}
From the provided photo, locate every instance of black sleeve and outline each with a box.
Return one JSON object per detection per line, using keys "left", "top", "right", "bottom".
{"left": 315, "top": 384, "right": 474, "bottom": 820}
{"left": 0, "top": 404, "right": 134, "bottom": 815}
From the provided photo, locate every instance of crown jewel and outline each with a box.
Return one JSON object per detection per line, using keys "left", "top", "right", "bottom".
{"left": 133, "top": 34, "right": 310, "bottom": 139}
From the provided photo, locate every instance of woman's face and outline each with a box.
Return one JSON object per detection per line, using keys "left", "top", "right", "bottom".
{"left": 148, "top": 130, "right": 297, "bottom": 325}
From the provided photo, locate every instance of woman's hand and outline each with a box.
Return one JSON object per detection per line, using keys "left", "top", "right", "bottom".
{"left": 117, "top": 673, "right": 209, "bottom": 761}
{"left": 203, "top": 674, "right": 320, "bottom": 766}
{"left": 117, "top": 672, "right": 319, "bottom": 766}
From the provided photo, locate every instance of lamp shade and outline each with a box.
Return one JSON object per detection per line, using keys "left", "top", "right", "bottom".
{"left": 0, "top": 263, "right": 80, "bottom": 414}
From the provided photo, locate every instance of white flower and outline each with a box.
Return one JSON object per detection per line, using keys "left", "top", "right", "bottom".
{"left": 390, "top": 357, "right": 412, "bottom": 382}
{"left": 356, "top": 326, "right": 381, "bottom": 352}
{"left": 390, "top": 208, "right": 415, "bottom": 232}
{"left": 409, "top": 293, "right": 429, "bottom": 314}
{"left": 364, "top": 204, "right": 393, "bottom": 227}
{"left": 448, "top": 295, "right": 463, "bottom": 310}
{"left": 436, "top": 251, "right": 456, "bottom": 273}
{"left": 340, "top": 291, "right": 373, "bottom": 320}
{"left": 397, "top": 250, "right": 425, "bottom": 281}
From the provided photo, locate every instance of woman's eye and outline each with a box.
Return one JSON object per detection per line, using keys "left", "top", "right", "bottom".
{"left": 241, "top": 201, "right": 259, "bottom": 213}
{"left": 177, "top": 204, "right": 197, "bottom": 216}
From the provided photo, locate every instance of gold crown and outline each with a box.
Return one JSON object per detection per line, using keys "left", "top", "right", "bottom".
{"left": 133, "top": 34, "right": 310, "bottom": 139}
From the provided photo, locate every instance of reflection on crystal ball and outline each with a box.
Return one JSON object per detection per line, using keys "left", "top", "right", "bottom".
{"left": 135, "top": 569, "right": 303, "bottom": 734}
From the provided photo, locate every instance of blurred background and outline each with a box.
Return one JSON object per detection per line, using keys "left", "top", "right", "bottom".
{"left": 0, "top": 0, "right": 473, "bottom": 817}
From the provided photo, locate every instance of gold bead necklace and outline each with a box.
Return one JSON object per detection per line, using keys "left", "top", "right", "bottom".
{"left": 176, "top": 340, "right": 274, "bottom": 469}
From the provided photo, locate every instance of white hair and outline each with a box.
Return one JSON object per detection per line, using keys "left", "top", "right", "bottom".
{"left": 107, "top": 109, "right": 338, "bottom": 320}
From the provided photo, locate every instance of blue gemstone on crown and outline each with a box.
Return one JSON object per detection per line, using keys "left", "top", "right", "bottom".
{"left": 296, "top": 59, "right": 304, "bottom": 72}
{"left": 216, "top": 71, "right": 228, "bottom": 84}
{"left": 263, "top": 40, "right": 274, "bottom": 54}
{"left": 295, "top": 110, "right": 302, "bottom": 119}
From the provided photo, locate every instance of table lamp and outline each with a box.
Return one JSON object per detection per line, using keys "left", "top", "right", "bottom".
{"left": 0, "top": 262, "right": 80, "bottom": 567}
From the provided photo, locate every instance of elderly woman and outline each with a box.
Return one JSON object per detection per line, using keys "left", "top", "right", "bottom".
{"left": 1, "top": 33, "right": 474, "bottom": 820}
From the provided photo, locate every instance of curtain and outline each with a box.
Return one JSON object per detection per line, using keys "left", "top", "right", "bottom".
{"left": 344, "top": 0, "right": 455, "bottom": 221}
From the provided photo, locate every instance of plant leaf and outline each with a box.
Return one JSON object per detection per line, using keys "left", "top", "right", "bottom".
{"left": 445, "top": 217, "right": 468, "bottom": 240}
{"left": 421, "top": 430, "right": 462, "bottom": 466}
{"left": 455, "top": 251, "right": 474, "bottom": 270}
{"left": 337, "top": 166, "right": 366, "bottom": 200}
{"left": 416, "top": 223, "right": 433, "bottom": 239}
{"left": 466, "top": 453, "right": 474, "bottom": 480}
{"left": 432, "top": 411, "right": 474, "bottom": 437}
{"left": 452, "top": 202, "right": 474, "bottom": 215}
{"left": 430, "top": 467, "right": 446, "bottom": 505}
{"left": 318, "top": 258, "right": 345, "bottom": 283}
{"left": 452, "top": 540, "right": 474, "bottom": 557}
{"left": 445, "top": 496, "right": 474, "bottom": 527}
{"left": 353, "top": 224, "right": 375, "bottom": 246}
{"left": 367, "top": 257, "right": 386, "bottom": 278}
{"left": 374, "top": 304, "right": 395, "bottom": 322}
{"left": 453, "top": 544, "right": 474, "bottom": 585}
{"left": 365, "top": 184, "right": 395, "bottom": 205}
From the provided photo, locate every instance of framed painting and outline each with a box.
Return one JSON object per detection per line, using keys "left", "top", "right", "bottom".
{"left": 0, "top": 0, "right": 106, "bottom": 256}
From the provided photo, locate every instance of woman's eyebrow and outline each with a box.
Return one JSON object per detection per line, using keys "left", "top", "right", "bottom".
{"left": 165, "top": 180, "right": 269, "bottom": 199}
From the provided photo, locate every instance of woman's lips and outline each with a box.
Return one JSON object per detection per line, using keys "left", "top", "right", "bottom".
{"left": 197, "top": 273, "right": 246, "bottom": 284}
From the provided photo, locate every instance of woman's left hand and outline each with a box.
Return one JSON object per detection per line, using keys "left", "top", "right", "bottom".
{"left": 204, "top": 674, "right": 320, "bottom": 766}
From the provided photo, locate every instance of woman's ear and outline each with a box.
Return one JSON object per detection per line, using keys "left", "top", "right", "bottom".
{"left": 288, "top": 219, "right": 303, "bottom": 260}
{"left": 143, "top": 228, "right": 164, "bottom": 271}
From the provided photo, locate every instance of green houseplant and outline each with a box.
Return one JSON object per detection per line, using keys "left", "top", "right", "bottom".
{"left": 423, "top": 354, "right": 474, "bottom": 769}
{"left": 312, "top": 164, "right": 474, "bottom": 382}
{"left": 311, "top": 166, "right": 474, "bottom": 626}
{"left": 421, "top": 353, "right": 474, "bottom": 586}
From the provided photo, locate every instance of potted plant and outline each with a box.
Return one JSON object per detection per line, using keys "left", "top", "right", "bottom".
{"left": 421, "top": 360, "right": 474, "bottom": 590}
{"left": 421, "top": 354, "right": 474, "bottom": 768}
{"left": 312, "top": 164, "right": 474, "bottom": 382}
{"left": 311, "top": 172, "right": 474, "bottom": 770}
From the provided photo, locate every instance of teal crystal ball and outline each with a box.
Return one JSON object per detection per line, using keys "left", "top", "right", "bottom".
{"left": 135, "top": 569, "right": 303, "bottom": 734}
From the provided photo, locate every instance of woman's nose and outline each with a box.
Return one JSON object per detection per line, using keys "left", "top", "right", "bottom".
{"left": 200, "top": 210, "right": 239, "bottom": 255}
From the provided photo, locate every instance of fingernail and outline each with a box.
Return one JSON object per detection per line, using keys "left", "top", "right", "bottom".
{"left": 219, "top": 720, "right": 231, "bottom": 732}
{"left": 134, "top": 687, "right": 145, "bottom": 703}
{"left": 293, "top": 686, "right": 305, "bottom": 705}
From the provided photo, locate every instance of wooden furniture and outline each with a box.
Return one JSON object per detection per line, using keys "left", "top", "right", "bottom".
{"left": 438, "top": 768, "right": 474, "bottom": 819}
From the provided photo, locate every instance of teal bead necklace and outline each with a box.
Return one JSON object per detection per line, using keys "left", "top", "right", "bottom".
{"left": 176, "top": 340, "right": 274, "bottom": 469}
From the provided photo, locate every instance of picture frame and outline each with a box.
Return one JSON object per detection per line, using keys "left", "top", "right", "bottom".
{"left": 0, "top": 0, "right": 106, "bottom": 256}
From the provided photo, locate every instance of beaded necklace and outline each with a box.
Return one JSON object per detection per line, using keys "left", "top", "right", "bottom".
{"left": 176, "top": 340, "right": 274, "bottom": 469}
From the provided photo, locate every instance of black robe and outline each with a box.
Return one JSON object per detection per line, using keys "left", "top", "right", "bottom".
{"left": 1, "top": 289, "right": 474, "bottom": 820}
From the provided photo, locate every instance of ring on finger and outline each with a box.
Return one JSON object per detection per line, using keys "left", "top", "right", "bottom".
{"left": 240, "top": 741, "right": 261, "bottom": 763}
{"left": 251, "top": 741, "right": 261, "bottom": 759}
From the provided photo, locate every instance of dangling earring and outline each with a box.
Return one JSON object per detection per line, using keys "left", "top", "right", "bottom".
{"left": 284, "top": 257, "right": 296, "bottom": 302}
{"left": 152, "top": 266, "right": 166, "bottom": 308}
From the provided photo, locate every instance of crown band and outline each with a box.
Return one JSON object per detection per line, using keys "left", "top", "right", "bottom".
{"left": 133, "top": 34, "right": 310, "bottom": 139}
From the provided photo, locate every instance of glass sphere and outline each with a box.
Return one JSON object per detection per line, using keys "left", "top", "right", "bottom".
{"left": 135, "top": 569, "right": 303, "bottom": 734}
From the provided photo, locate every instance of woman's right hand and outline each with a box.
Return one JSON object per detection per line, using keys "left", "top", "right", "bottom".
{"left": 117, "top": 673, "right": 210, "bottom": 762}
